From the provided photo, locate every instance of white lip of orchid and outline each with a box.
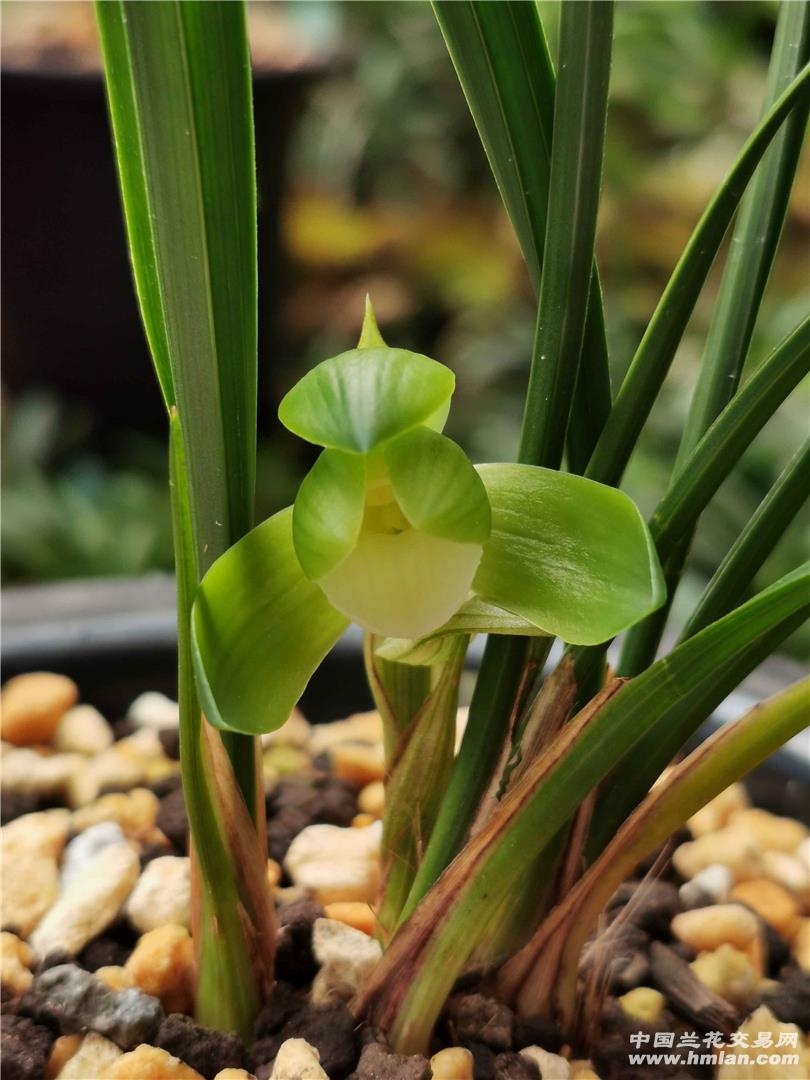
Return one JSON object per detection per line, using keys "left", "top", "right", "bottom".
{"left": 316, "top": 473, "right": 484, "bottom": 639}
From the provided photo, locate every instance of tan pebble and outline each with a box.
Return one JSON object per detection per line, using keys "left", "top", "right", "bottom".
{"left": 262, "top": 709, "right": 311, "bottom": 749}
{"left": 2, "top": 811, "right": 72, "bottom": 935}
{"left": 690, "top": 944, "right": 760, "bottom": 1008}
{"left": 352, "top": 813, "right": 375, "bottom": 828}
{"left": 357, "top": 780, "right": 384, "bottom": 818}
{"left": 323, "top": 901, "right": 376, "bottom": 936}
{"left": 672, "top": 828, "right": 763, "bottom": 882}
{"left": 687, "top": 783, "right": 749, "bottom": 837}
{"left": 730, "top": 878, "right": 802, "bottom": 940}
{"left": 47, "top": 1033, "right": 82, "bottom": 1078}
{"left": 1, "top": 673, "right": 78, "bottom": 746}
{"left": 761, "top": 850, "right": 810, "bottom": 904}
{"left": 285, "top": 821, "right": 381, "bottom": 905}
{"left": 67, "top": 747, "right": 145, "bottom": 808}
{"left": 267, "top": 859, "right": 283, "bottom": 889}
{"left": 329, "top": 743, "right": 385, "bottom": 787}
{"left": 275, "top": 885, "right": 309, "bottom": 906}
{"left": 430, "top": 1046, "right": 474, "bottom": 1079}
{"left": 569, "top": 1063, "right": 600, "bottom": 1080}
{"left": 56, "top": 1032, "right": 122, "bottom": 1079}
{"left": 730, "top": 808, "right": 808, "bottom": 854}
{"left": 72, "top": 788, "right": 160, "bottom": 840}
{"left": 94, "top": 965, "right": 134, "bottom": 991}
{"left": 30, "top": 843, "right": 139, "bottom": 958}
{"left": 793, "top": 919, "right": 810, "bottom": 970}
{"left": 125, "top": 924, "right": 195, "bottom": 1013}
{"left": 107, "top": 1044, "right": 203, "bottom": 1079}
{"left": 671, "top": 904, "right": 759, "bottom": 953}
{"left": 2, "top": 808, "right": 71, "bottom": 859}
{"left": 53, "top": 705, "right": 113, "bottom": 756}
{"left": 269, "top": 1038, "right": 327, "bottom": 1079}
{"left": 618, "top": 986, "right": 665, "bottom": 1023}
{"left": 309, "top": 710, "right": 382, "bottom": 753}
{"left": 116, "top": 727, "right": 166, "bottom": 762}
{"left": 744, "top": 931, "right": 766, "bottom": 976}
{"left": 214, "top": 1072, "right": 257, "bottom": 1080}
{"left": 520, "top": 1046, "right": 571, "bottom": 1078}
{"left": 144, "top": 758, "right": 180, "bottom": 784}
{"left": 0, "top": 931, "right": 33, "bottom": 994}
{"left": 716, "top": 1005, "right": 810, "bottom": 1078}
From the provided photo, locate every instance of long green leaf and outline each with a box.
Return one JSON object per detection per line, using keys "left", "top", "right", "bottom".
{"left": 649, "top": 317, "right": 810, "bottom": 558}
{"left": 586, "top": 60, "right": 810, "bottom": 488}
{"left": 96, "top": 0, "right": 257, "bottom": 561}
{"left": 591, "top": 580, "right": 810, "bottom": 855}
{"left": 410, "top": 0, "right": 614, "bottom": 919}
{"left": 675, "top": 1, "right": 810, "bottom": 470}
{"left": 361, "top": 566, "right": 810, "bottom": 1054}
{"left": 169, "top": 412, "right": 267, "bottom": 1036}
{"left": 503, "top": 678, "right": 810, "bottom": 1022}
{"left": 617, "top": 4, "right": 810, "bottom": 672}
{"left": 517, "top": 0, "right": 613, "bottom": 470}
{"left": 431, "top": 0, "right": 612, "bottom": 470}
{"left": 681, "top": 438, "right": 810, "bottom": 640}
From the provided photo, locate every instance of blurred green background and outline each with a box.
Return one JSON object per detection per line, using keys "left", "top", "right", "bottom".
{"left": 2, "top": 0, "right": 808, "bottom": 651}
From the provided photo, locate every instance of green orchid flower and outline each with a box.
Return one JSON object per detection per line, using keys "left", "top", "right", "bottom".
{"left": 192, "top": 304, "right": 664, "bottom": 736}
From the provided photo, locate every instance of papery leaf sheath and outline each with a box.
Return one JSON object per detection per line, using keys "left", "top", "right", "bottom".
{"left": 293, "top": 449, "right": 367, "bottom": 581}
{"left": 384, "top": 427, "right": 491, "bottom": 544}
{"left": 278, "top": 348, "right": 455, "bottom": 453}
{"left": 473, "top": 464, "right": 664, "bottom": 644}
{"left": 192, "top": 507, "right": 348, "bottom": 736}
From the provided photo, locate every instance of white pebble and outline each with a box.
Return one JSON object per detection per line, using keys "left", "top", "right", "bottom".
{"left": 520, "top": 1046, "right": 571, "bottom": 1079}
{"left": 61, "top": 823, "right": 126, "bottom": 891}
{"left": 285, "top": 822, "right": 381, "bottom": 905}
{"left": 270, "top": 1038, "right": 327, "bottom": 1079}
{"left": 30, "top": 843, "right": 139, "bottom": 959}
{"left": 679, "top": 863, "right": 732, "bottom": 908}
{"left": 126, "top": 856, "right": 191, "bottom": 933}
{"left": 310, "top": 917, "right": 381, "bottom": 1006}
{"left": 127, "top": 691, "right": 179, "bottom": 730}
{"left": 1, "top": 747, "right": 83, "bottom": 798}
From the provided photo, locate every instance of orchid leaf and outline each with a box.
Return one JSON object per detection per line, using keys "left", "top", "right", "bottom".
{"left": 472, "top": 464, "right": 664, "bottom": 645}
{"left": 192, "top": 507, "right": 348, "bottom": 736}
{"left": 384, "top": 427, "right": 491, "bottom": 544}
{"left": 278, "top": 348, "right": 455, "bottom": 453}
{"left": 293, "top": 449, "right": 367, "bottom": 582}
